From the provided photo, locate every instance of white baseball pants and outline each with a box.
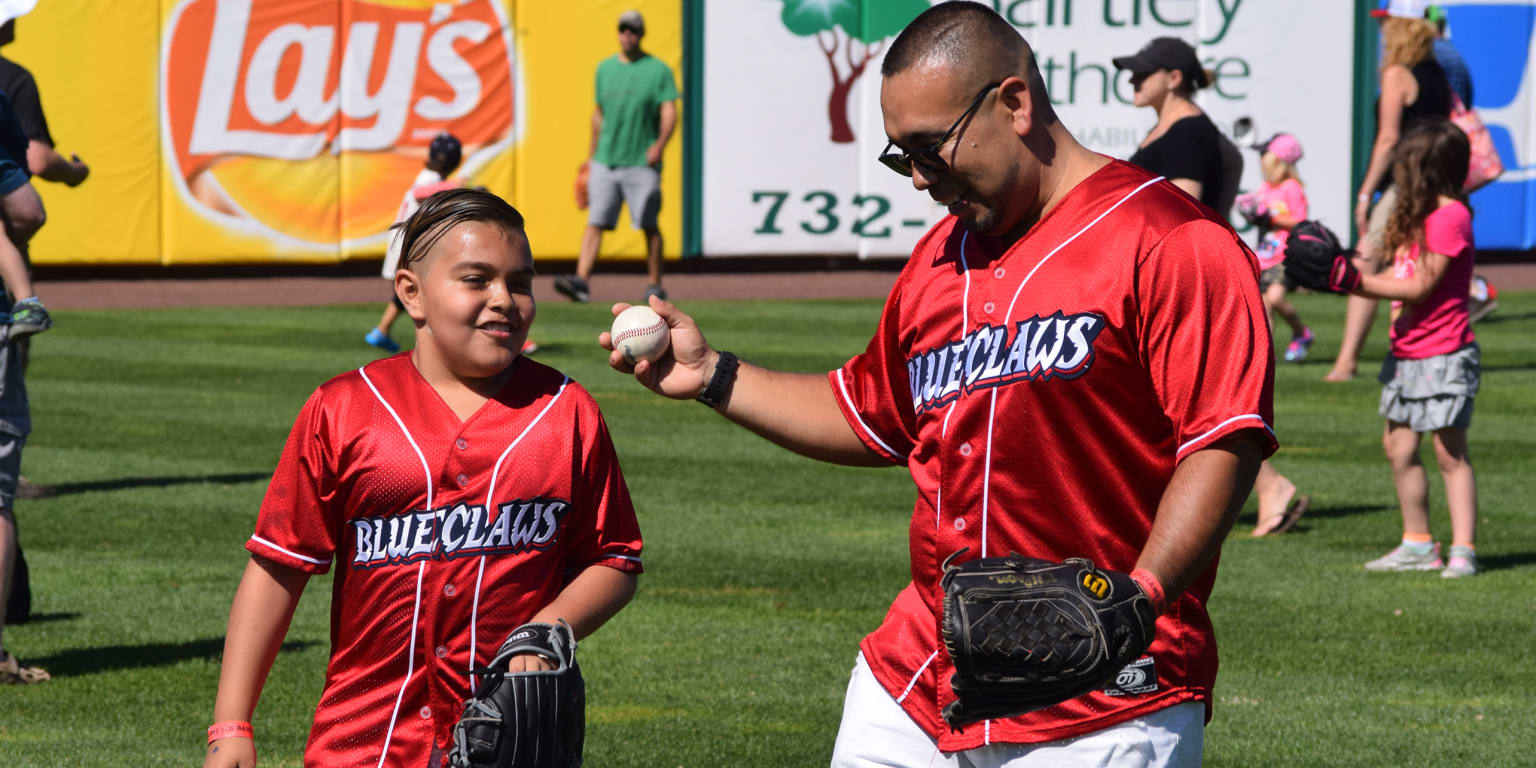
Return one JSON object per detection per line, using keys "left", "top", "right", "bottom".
{"left": 829, "top": 653, "right": 1203, "bottom": 768}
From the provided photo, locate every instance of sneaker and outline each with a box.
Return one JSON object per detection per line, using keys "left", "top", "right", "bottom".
{"left": 645, "top": 284, "right": 667, "bottom": 302}
{"left": 364, "top": 328, "right": 400, "bottom": 353}
{"left": 554, "top": 275, "right": 590, "bottom": 303}
{"left": 0, "top": 651, "right": 50, "bottom": 684}
{"left": 7, "top": 297, "right": 51, "bottom": 338}
{"left": 1467, "top": 275, "right": 1498, "bottom": 323}
{"left": 520, "top": 339, "right": 539, "bottom": 355}
{"left": 1284, "top": 327, "right": 1315, "bottom": 363}
{"left": 1364, "top": 542, "right": 1444, "bottom": 572}
{"left": 1441, "top": 546, "right": 1478, "bottom": 578}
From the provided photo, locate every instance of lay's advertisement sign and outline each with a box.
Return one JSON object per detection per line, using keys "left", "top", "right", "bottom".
{"left": 13, "top": 0, "right": 680, "bottom": 265}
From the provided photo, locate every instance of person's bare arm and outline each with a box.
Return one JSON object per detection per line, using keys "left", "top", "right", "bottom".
{"left": 1170, "top": 178, "right": 1203, "bottom": 201}
{"left": 203, "top": 555, "right": 311, "bottom": 768}
{"left": 26, "top": 141, "right": 87, "bottom": 187}
{"left": 1133, "top": 432, "right": 1264, "bottom": 602}
{"left": 646, "top": 101, "right": 677, "bottom": 167}
{"left": 600, "top": 298, "right": 886, "bottom": 467}
{"left": 504, "top": 565, "right": 638, "bottom": 672}
{"left": 1356, "top": 66, "right": 1411, "bottom": 235}
{"left": 1355, "top": 248, "right": 1451, "bottom": 304}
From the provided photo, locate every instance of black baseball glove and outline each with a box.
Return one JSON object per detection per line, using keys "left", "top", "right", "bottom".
{"left": 939, "top": 550, "right": 1156, "bottom": 728}
{"left": 448, "top": 621, "right": 585, "bottom": 768}
{"left": 1283, "top": 220, "right": 1360, "bottom": 294}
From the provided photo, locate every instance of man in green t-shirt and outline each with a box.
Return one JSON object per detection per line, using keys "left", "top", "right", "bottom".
{"left": 555, "top": 10, "right": 678, "bottom": 303}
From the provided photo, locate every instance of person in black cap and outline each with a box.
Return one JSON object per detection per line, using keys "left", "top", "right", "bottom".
{"left": 1114, "top": 38, "right": 1224, "bottom": 212}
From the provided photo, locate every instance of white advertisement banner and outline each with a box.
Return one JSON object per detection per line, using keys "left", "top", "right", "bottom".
{"left": 703, "top": 0, "right": 1355, "bottom": 258}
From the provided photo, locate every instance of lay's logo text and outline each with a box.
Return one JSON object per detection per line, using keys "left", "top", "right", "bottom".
{"left": 162, "top": 0, "right": 516, "bottom": 246}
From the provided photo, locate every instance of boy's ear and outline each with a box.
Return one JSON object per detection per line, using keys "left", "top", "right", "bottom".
{"left": 396, "top": 269, "right": 426, "bottom": 322}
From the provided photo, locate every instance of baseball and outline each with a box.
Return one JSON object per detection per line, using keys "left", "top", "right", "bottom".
{"left": 610, "top": 305, "right": 670, "bottom": 365}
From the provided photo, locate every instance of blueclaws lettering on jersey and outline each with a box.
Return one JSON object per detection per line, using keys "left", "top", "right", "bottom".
{"left": 247, "top": 354, "right": 642, "bottom": 767}
{"left": 829, "top": 160, "right": 1277, "bottom": 751}
{"left": 351, "top": 497, "right": 571, "bottom": 568}
{"left": 907, "top": 311, "right": 1106, "bottom": 412}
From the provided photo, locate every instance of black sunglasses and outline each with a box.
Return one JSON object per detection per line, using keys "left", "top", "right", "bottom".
{"left": 618, "top": 24, "right": 641, "bottom": 35}
{"left": 878, "top": 82, "right": 1002, "bottom": 177}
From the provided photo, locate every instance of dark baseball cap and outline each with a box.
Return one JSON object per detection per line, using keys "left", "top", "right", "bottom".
{"left": 1112, "top": 37, "right": 1209, "bottom": 88}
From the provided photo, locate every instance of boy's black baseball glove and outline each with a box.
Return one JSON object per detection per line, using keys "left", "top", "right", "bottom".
{"left": 448, "top": 621, "right": 585, "bottom": 768}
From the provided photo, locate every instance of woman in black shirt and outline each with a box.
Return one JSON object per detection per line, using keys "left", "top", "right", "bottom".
{"left": 1114, "top": 38, "right": 1224, "bottom": 210}
{"left": 1329, "top": 11, "right": 1454, "bottom": 382}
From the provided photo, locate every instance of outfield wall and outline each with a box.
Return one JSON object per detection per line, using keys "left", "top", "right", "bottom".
{"left": 10, "top": 1, "right": 1536, "bottom": 265}
{"left": 11, "top": 0, "right": 683, "bottom": 265}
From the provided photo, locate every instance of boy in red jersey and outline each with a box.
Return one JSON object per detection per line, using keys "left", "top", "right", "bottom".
{"left": 205, "top": 189, "right": 642, "bottom": 768}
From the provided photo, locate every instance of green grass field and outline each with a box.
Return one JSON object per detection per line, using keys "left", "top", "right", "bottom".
{"left": 2, "top": 291, "right": 1533, "bottom": 766}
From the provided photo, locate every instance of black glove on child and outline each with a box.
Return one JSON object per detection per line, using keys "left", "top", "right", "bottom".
{"left": 448, "top": 621, "right": 585, "bottom": 768}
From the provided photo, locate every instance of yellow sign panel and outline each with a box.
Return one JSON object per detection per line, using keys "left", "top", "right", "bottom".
{"left": 10, "top": 0, "right": 681, "bottom": 265}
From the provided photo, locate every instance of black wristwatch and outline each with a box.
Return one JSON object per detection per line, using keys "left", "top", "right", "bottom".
{"left": 695, "top": 351, "right": 739, "bottom": 408}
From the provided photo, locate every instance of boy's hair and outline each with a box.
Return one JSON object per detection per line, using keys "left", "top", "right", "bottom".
{"left": 395, "top": 188, "right": 526, "bottom": 271}
{"left": 1383, "top": 117, "right": 1470, "bottom": 258}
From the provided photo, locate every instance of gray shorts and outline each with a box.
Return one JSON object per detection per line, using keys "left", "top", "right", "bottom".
{"left": 0, "top": 431, "right": 23, "bottom": 509}
{"left": 587, "top": 162, "right": 660, "bottom": 231}
{"left": 1378, "top": 343, "right": 1480, "bottom": 432}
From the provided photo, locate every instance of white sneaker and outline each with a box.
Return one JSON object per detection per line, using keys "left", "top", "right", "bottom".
{"left": 1441, "top": 546, "right": 1478, "bottom": 578}
{"left": 1364, "top": 542, "right": 1444, "bottom": 572}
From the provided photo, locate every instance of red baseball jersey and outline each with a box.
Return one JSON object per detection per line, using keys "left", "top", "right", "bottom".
{"left": 248, "top": 354, "right": 643, "bottom": 767}
{"left": 830, "top": 160, "right": 1276, "bottom": 751}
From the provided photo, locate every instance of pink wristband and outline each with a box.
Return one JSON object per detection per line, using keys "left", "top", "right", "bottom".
{"left": 1129, "top": 568, "right": 1167, "bottom": 616}
{"left": 208, "top": 721, "right": 253, "bottom": 743}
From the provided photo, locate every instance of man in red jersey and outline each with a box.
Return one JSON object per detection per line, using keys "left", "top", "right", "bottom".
{"left": 602, "top": 4, "right": 1273, "bottom": 766}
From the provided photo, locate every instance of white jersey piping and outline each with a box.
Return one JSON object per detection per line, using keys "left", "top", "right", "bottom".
{"left": 248, "top": 535, "right": 327, "bottom": 566}
{"left": 981, "top": 176, "right": 1164, "bottom": 558}
{"left": 359, "top": 365, "right": 435, "bottom": 768}
{"left": 833, "top": 368, "right": 906, "bottom": 460}
{"left": 1177, "top": 413, "right": 1275, "bottom": 456}
{"left": 471, "top": 376, "right": 570, "bottom": 690}
{"left": 896, "top": 649, "right": 941, "bottom": 704}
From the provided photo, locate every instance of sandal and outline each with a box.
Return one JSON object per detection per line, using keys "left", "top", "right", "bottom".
{"left": 0, "top": 650, "right": 51, "bottom": 684}
{"left": 1253, "top": 495, "right": 1311, "bottom": 537}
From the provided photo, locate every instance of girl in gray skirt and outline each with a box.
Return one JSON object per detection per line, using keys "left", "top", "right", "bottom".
{"left": 1341, "top": 119, "right": 1481, "bottom": 578}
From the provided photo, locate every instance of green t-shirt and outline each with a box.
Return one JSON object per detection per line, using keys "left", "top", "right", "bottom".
{"left": 593, "top": 53, "right": 678, "bottom": 168}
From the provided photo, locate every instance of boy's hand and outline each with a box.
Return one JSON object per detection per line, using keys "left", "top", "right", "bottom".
{"left": 600, "top": 295, "right": 716, "bottom": 400}
{"left": 507, "top": 652, "right": 556, "bottom": 672}
{"left": 204, "top": 737, "right": 256, "bottom": 768}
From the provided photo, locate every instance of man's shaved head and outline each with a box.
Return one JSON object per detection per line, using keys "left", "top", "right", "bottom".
{"left": 881, "top": 2, "right": 1035, "bottom": 85}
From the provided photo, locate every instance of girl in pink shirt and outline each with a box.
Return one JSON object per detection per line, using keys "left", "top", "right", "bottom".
{"left": 1235, "top": 133, "right": 1315, "bottom": 364}
{"left": 1346, "top": 119, "right": 1480, "bottom": 578}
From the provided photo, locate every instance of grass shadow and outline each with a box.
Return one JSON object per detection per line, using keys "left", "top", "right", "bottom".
{"left": 28, "top": 638, "right": 316, "bottom": 677}
{"left": 1297, "top": 502, "right": 1388, "bottom": 520}
{"left": 9, "top": 611, "right": 81, "bottom": 625}
{"left": 1476, "top": 551, "right": 1536, "bottom": 573}
{"left": 42, "top": 472, "right": 270, "bottom": 497}
{"left": 1472, "top": 310, "right": 1536, "bottom": 325}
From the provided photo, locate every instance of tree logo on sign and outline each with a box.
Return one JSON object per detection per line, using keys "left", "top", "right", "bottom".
{"left": 777, "top": 0, "right": 929, "bottom": 143}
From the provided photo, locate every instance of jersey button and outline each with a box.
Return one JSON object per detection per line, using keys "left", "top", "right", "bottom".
{"left": 456, "top": 438, "right": 468, "bottom": 450}
{"left": 959, "top": 442, "right": 972, "bottom": 456}
{"left": 419, "top": 706, "right": 432, "bottom": 720}
{"left": 982, "top": 301, "right": 996, "bottom": 315}
{"left": 443, "top": 583, "right": 457, "bottom": 597}
{"left": 954, "top": 517, "right": 967, "bottom": 531}
{"left": 435, "top": 645, "right": 448, "bottom": 659}
{"left": 456, "top": 473, "right": 469, "bottom": 487}
{"left": 993, "top": 267, "right": 1006, "bottom": 279}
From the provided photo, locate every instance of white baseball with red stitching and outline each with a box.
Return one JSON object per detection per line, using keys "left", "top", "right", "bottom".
{"left": 610, "top": 306, "right": 670, "bottom": 365}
